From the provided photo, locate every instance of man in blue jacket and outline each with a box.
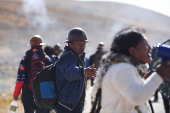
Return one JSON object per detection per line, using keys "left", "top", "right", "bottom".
{"left": 55, "top": 27, "right": 97, "bottom": 113}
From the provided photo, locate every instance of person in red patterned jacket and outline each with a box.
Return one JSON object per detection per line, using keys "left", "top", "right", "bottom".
{"left": 12, "top": 35, "right": 52, "bottom": 113}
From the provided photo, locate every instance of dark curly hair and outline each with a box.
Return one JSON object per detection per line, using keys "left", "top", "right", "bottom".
{"left": 110, "top": 27, "right": 145, "bottom": 56}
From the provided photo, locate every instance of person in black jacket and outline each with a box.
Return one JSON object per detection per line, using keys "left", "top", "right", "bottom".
{"left": 89, "top": 42, "right": 107, "bottom": 86}
{"left": 12, "top": 35, "right": 52, "bottom": 113}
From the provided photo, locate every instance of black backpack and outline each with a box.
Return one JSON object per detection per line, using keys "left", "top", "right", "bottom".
{"left": 90, "top": 88, "right": 102, "bottom": 113}
{"left": 33, "top": 61, "right": 67, "bottom": 109}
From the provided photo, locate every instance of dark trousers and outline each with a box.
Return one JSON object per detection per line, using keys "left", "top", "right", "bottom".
{"left": 148, "top": 100, "right": 154, "bottom": 113}
{"left": 23, "top": 102, "right": 50, "bottom": 113}
{"left": 162, "top": 96, "right": 169, "bottom": 113}
{"left": 154, "top": 89, "right": 159, "bottom": 101}
{"left": 56, "top": 102, "right": 84, "bottom": 113}
{"left": 91, "top": 78, "right": 94, "bottom": 86}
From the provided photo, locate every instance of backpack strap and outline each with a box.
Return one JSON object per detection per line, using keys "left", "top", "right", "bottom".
{"left": 90, "top": 88, "right": 101, "bottom": 113}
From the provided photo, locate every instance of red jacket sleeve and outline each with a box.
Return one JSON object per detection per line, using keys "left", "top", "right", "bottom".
{"left": 13, "top": 82, "right": 24, "bottom": 96}
{"left": 13, "top": 56, "right": 26, "bottom": 96}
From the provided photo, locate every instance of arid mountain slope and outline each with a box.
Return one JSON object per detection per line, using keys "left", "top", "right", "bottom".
{"left": 0, "top": 0, "right": 170, "bottom": 79}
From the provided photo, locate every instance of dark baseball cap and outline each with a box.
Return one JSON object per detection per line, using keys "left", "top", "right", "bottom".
{"left": 53, "top": 43, "right": 62, "bottom": 51}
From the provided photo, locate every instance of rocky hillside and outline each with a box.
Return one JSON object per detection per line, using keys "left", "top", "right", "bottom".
{"left": 0, "top": 0, "right": 170, "bottom": 82}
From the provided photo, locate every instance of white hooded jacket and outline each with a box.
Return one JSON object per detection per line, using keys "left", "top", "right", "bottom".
{"left": 91, "top": 53, "right": 163, "bottom": 113}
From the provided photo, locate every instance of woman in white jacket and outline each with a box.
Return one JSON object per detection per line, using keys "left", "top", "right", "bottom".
{"left": 91, "top": 27, "right": 170, "bottom": 113}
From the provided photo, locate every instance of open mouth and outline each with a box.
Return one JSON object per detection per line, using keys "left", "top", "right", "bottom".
{"left": 148, "top": 50, "right": 152, "bottom": 57}
{"left": 148, "top": 53, "right": 151, "bottom": 57}
{"left": 81, "top": 50, "right": 84, "bottom": 53}
{"left": 78, "top": 50, "right": 84, "bottom": 55}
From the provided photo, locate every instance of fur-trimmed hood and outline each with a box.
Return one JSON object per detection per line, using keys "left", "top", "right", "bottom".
{"left": 100, "top": 52, "right": 149, "bottom": 77}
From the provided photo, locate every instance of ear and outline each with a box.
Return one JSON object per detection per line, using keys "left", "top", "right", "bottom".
{"left": 68, "top": 42, "right": 72, "bottom": 46}
{"left": 129, "top": 47, "right": 137, "bottom": 57}
{"left": 68, "top": 42, "right": 73, "bottom": 49}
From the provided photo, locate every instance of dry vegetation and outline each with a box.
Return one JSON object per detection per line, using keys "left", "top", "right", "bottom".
{"left": 0, "top": 94, "right": 23, "bottom": 113}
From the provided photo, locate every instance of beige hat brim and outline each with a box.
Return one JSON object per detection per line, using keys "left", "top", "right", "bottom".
{"left": 27, "top": 43, "right": 45, "bottom": 46}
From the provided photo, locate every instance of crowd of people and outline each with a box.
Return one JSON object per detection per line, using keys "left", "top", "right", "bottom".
{"left": 12, "top": 27, "right": 170, "bottom": 113}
